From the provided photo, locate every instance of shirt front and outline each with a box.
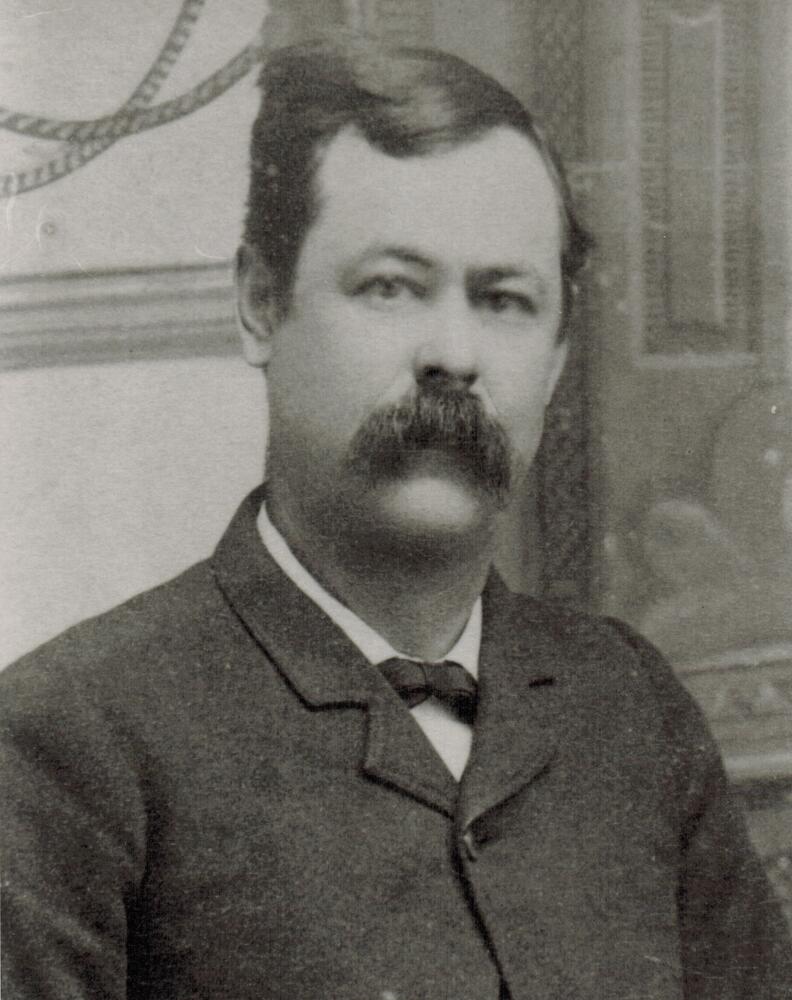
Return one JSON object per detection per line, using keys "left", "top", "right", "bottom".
{"left": 257, "top": 502, "right": 481, "bottom": 779}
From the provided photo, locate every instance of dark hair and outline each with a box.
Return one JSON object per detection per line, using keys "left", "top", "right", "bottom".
{"left": 243, "top": 32, "right": 592, "bottom": 331}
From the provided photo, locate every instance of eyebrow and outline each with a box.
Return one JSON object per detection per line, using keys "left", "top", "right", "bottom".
{"left": 471, "top": 267, "right": 550, "bottom": 302}
{"left": 350, "top": 244, "right": 435, "bottom": 270}
{"left": 475, "top": 266, "right": 541, "bottom": 283}
{"left": 348, "top": 246, "right": 551, "bottom": 296}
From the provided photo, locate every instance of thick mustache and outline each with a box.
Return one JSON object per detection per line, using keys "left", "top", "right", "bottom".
{"left": 347, "top": 386, "right": 512, "bottom": 505}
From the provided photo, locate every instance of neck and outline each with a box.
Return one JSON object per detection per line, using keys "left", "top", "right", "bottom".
{"left": 267, "top": 482, "right": 497, "bottom": 661}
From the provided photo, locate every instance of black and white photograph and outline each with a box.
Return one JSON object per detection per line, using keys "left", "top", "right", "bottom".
{"left": 1, "top": 2, "right": 791, "bottom": 996}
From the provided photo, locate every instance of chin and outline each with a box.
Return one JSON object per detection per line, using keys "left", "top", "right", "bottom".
{"left": 370, "top": 476, "right": 497, "bottom": 541}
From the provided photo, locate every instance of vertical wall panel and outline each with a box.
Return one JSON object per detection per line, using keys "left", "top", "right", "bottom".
{"left": 640, "top": 0, "right": 759, "bottom": 356}
{"left": 524, "top": 0, "right": 594, "bottom": 603}
{"left": 666, "top": 11, "right": 723, "bottom": 330}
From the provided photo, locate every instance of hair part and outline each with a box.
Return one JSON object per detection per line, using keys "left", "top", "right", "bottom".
{"left": 243, "top": 31, "right": 593, "bottom": 334}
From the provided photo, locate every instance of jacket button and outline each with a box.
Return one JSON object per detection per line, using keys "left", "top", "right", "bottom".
{"left": 462, "top": 828, "right": 479, "bottom": 861}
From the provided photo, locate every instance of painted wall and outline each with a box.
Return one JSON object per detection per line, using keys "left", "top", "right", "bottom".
{"left": 1, "top": 1, "right": 272, "bottom": 664}
{"left": 1, "top": 0, "right": 266, "bottom": 275}
{"left": 0, "top": 357, "right": 266, "bottom": 665}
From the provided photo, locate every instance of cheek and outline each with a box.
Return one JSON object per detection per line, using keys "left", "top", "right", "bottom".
{"left": 267, "top": 339, "right": 393, "bottom": 460}
{"left": 268, "top": 361, "right": 353, "bottom": 447}
{"left": 509, "top": 398, "right": 552, "bottom": 455}
{"left": 268, "top": 314, "right": 351, "bottom": 418}
{"left": 491, "top": 349, "right": 561, "bottom": 430}
{"left": 278, "top": 296, "right": 403, "bottom": 393}
{"left": 490, "top": 383, "right": 559, "bottom": 487}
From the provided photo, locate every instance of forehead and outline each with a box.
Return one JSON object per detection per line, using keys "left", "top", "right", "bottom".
{"left": 302, "top": 125, "right": 563, "bottom": 276}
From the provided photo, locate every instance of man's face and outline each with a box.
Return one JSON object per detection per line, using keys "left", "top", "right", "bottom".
{"left": 242, "top": 125, "right": 567, "bottom": 546}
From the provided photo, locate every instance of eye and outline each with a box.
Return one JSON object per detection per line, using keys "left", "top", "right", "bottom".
{"left": 477, "top": 289, "right": 537, "bottom": 317}
{"left": 355, "top": 275, "right": 425, "bottom": 308}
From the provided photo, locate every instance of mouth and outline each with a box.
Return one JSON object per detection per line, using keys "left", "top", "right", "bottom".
{"left": 384, "top": 445, "right": 487, "bottom": 484}
{"left": 346, "top": 389, "right": 512, "bottom": 508}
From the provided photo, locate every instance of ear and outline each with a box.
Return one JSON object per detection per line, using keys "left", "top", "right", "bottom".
{"left": 235, "top": 243, "right": 280, "bottom": 368}
{"left": 544, "top": 338, "right": 569, "bottom": 406}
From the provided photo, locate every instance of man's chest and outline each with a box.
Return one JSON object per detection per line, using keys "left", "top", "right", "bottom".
{"left": 129, "top": 689, "right": 684, "bottom": 1000}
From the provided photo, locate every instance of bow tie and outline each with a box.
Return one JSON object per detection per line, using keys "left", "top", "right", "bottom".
{"left": 379, "top": 657, "right": 478, "bottom": 724}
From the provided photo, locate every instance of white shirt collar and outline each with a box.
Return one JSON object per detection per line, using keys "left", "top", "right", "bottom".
{"left": 257, "top": 502, "right": 481, "bottom": 677}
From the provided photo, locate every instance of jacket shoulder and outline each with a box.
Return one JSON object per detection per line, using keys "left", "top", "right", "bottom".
{"left": 494, "top": 583, "right": 712, "bottom": 748}
{"left": 494, "top": 582, "right": 672, "bottom": 672}
{"left": 0, "top": 558, "right": 238, "bottom": 714}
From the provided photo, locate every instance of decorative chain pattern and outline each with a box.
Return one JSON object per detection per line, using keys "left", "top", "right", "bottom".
{"left": 1, "top": 0, "right": 206, "bottom": 198}
{"left": 122, "top": 0, "right": 208, "bottom": 109}
{"left": 1, "top": 3, "right": 266, "bottom": 198}
{"left": 0, "top": 43, "right": 260, "bottom": 144}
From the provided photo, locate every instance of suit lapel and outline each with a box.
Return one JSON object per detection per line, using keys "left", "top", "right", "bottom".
{"left": 457, "top": 577, "right": 572, "bottom": 832}
{"left": 363, "top": 697, "right": 458, "bottom": 815}
{"left": 211, "top": 487, "right": 458, "bottom": 816}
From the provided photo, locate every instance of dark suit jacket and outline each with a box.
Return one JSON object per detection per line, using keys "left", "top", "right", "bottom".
{"left": 2, "top": 487, "right": 790, "bottom": 999}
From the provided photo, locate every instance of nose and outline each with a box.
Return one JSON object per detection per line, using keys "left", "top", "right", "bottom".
{"left": 413, "top": 293, "right": 479, "bottom": 390}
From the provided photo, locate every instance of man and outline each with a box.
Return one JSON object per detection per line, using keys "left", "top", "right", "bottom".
{"left": 1, "top": 33, "right": 790, "bottom": 1000}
